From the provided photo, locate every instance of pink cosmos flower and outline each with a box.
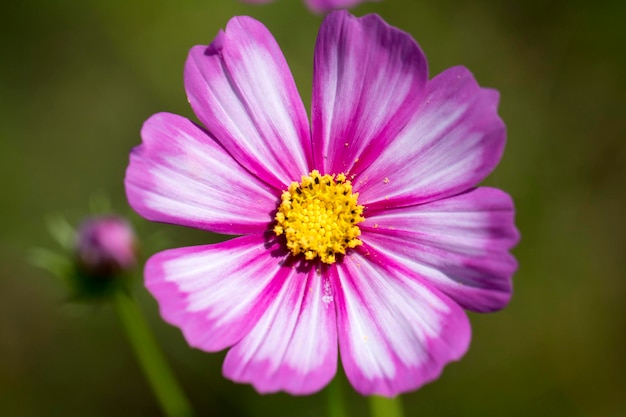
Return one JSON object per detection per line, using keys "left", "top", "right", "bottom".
{"left": 125, "top": 11, "right": 518, "bottom": 396}
{"left": 242, "top": 0, "right": 378, "bottom": 14}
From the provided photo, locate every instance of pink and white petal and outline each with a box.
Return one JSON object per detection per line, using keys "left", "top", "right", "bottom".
{"left": 356, "top": 66, "right": 506, "bottom": 210}
{"left": 334, "top": 248, "right": 470, "bottom": 396}
{"left": 145, "top": 234, "right": 290, "bottom": 352}
{"left": 311, "top": 11, "right": 428, "bottom": 175}
{"left": 184, "top": 17, "right": 312, "bottom": 189}
{"left": 223, "top": 267, "right": 337, "bottom": 395}
{"left": 125, "top": 113, "right": 278, "bottom": 235}
{"left": 305, "top": 0, "right": 379, "bottom": 14}
{"left": 362, "top": 187, "right": 519, "bottom": 312}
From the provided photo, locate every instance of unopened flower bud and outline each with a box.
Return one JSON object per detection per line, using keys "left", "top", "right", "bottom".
{"left": 76, "top": 216, "right": 137, "bottom": 277}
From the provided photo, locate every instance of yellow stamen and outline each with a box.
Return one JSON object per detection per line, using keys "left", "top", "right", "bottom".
{"left": 274, "top": 170, "right": 364, "bottom": 264}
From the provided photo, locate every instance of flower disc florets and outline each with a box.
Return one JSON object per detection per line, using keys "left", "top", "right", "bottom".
{"left": 274, "top": 170, "right": 364, "bottom": 264}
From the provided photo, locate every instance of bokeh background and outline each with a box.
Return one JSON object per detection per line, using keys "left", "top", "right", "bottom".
{"left": 1, "top": 0, "right": 625, "bottom": 416}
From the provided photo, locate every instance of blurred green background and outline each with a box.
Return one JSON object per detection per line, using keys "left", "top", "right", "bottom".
{"left": 1, "top": 0, "right": 625, "bottom": 416}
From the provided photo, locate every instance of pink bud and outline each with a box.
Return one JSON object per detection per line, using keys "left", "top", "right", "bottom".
{"left": 76, "top": 216, "right": 137, "bottom": 277}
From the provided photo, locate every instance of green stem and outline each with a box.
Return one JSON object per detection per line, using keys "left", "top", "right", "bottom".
{"left": 327, "top": 377, "right": 348, "bottom": 417}
{"left": 114, "top": 291, "right": 194, "bottom": 417}
{"left": 369, "top": 395, "right": 404, "bottom": 417}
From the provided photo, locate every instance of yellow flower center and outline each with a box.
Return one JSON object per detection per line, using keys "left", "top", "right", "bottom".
{"left": 274, "top": 170, "right": 364, "bottom": 264}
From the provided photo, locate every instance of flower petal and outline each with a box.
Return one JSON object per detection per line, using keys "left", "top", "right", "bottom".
{"left": 334, "top": 248, "right": 470, "bottom": 396}
{"left": 184, "top": 16, "right": 312, "bottom": 189}
{"left": 223, "top": 266, "right": 337, "bottom": 395}
{"left": 305, "top": 0, "right": 379, "bottom": 14}
{"left": 145, "top": 234, "right": 289, "bottom": 352}
{"left": 362, "top": 187, "right": 519, "bottom": 312}
{"left": 311, "top": 11, "right": 428, "bottom": 175}
{"left": 125, "top": 113, "right": 278, "bottom": 235}
{"left": 356, "top": 66, "right": 506, "bottom": 209}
